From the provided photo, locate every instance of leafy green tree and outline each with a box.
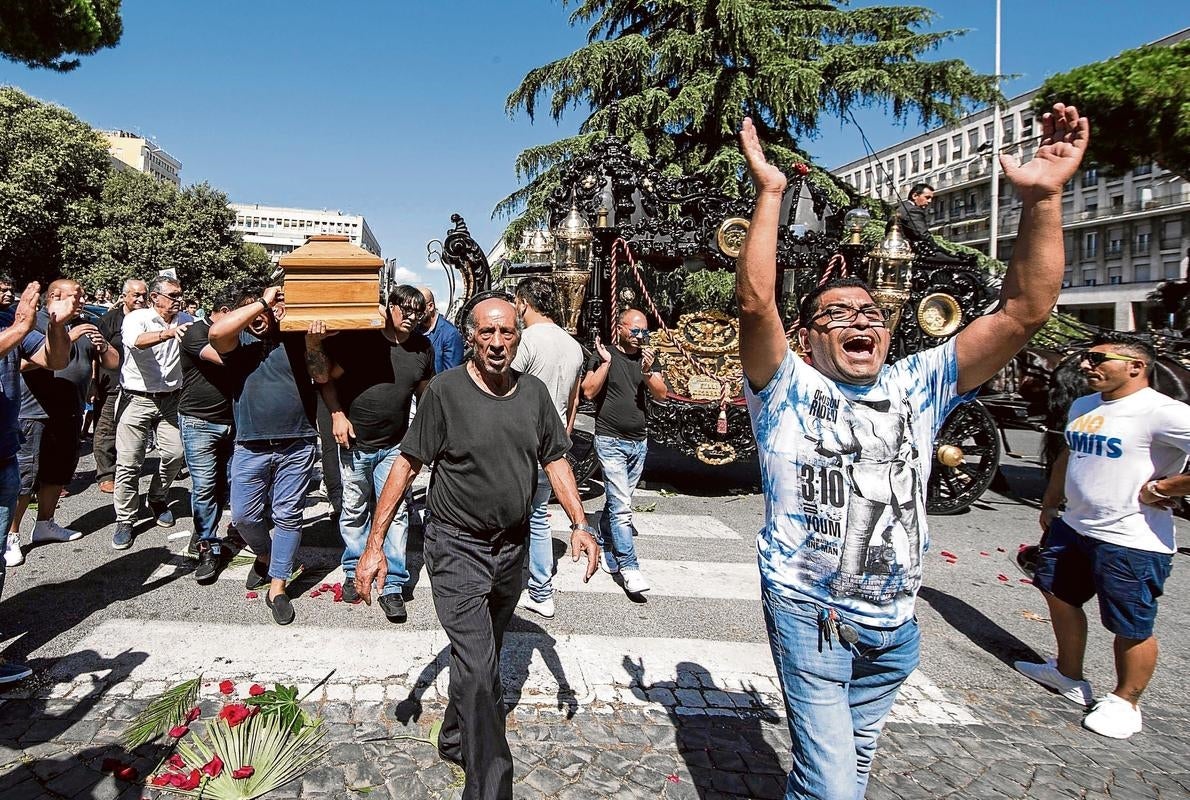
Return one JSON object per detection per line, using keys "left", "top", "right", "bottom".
{"left": 61, "top": 170, "right": 272, "bottom": 304}
{"left": 0, "top": 0, "right": 123, "bottom": 72}
{"left": 1034, "top": 40, "right": 1190, "bottom": 181}
{"left": 499, "top": 0, "right": 999, "bottom": 245}
{"left": 0, "top": 86, "right": 109, "bottom": 285}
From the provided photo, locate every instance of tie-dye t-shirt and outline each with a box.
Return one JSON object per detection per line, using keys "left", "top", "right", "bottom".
{"left": 744, "top": 341, "right": 974, "bottom": 627}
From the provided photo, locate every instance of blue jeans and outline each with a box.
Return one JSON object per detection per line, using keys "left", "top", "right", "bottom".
{"left": 594, "top": 435, "right": 647, "bottom": 571}
{"left": 0, "top": 457, "right": 19, "bottom": 600}
{"left": 231, "top": 438, "right": 317, "bottom": 581}
{"left": 526, "top": 468, "right": 554, "bottom": 602}
{"left": 179, "top": 414, "right": 234, "bottom": 553}
{"left": 762, "top": 588, "right": 919, "bottom": 800}
{"left": 338, "top": 443, "right": 408, "bottom": 594}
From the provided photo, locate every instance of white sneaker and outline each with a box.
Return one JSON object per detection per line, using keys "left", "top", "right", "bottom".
{"left": 517, "top": 591, "right": 555, "bottom": 619}
{"left": 599, "top": 550, "right": 619, "bottom": 575}
{"left": 1083, "top": 693, "right": 1143, "bottom": 739}
{"left": 4, "top": 533, "right": 23, "bottom": 567}
{"left": 31, "top": 520, "right": 83, "bottom": 544}
{"left": 1014, "top": 658, "right": 1093, "bottom": 707}
{"left": 620, "top": 568, "right": 650, "bottom": 594}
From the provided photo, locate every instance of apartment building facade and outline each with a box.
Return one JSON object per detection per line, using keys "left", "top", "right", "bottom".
{"left": 102, "top": 130, "right": 182, "bottom": 187}
{"left": 832, "top": 29, "right": 1188, "bottom": 331}
{"left": 230, "top": 203, "right": 381, "bottom": 262}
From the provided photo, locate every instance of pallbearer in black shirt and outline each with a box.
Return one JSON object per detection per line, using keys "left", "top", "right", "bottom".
{"left": 177, "top": 286, "right": 246, "bottom": 584}
{"left": 305, "top": 284, "right": 435, "bottom": 622}
{"left": 355, "top": 298, "right": 599, "bottom": 800}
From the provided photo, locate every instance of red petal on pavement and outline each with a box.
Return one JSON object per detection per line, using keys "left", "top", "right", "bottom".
{"left": 116, "top": 766, "right": 139, "bottom": 782}
{"left": 666, "top": 773, "right": 680, "bottom": 783}
{"left": 219, "top": 680, "right": 235, "bottom": 694}
{"left": 249, "top": 684, "right": 266, "bottom": 696}
{"left": 310, "top": 590, "right": 321, "bottom": 598}
{"left": 177, "top": 769, "right": 202, "bottom": 790}
{"left": 979, "top": 552, "right": 990, "bottom": 557}
{"left": 1020, "top": 578, "right": 1033, "bottom": 584}
{"left": 168, "top": 725, "right": 189, "bottom": 738}
{"left": 245, "top": 591, "right": 259, "bottom": 599}
{"left": 997, "top": 574, "right": 1009, "bottom": 582}
{"left": 320, "top": 583, "right": 331, "bottom": 591}
{"left": 939, "top": 550, "right": 956, "bottom": 558}
{"left": 202, "top": 754, "right": 224, "bottom": 778}
{"left": 167, "top": 754, "right": 186, "bottom": 770}
{"left": 186, "top": 706, "right": 201, "bottom": 723}
{"left": 218, "top": 703, "right": 253, "bottom": 728}
{"left": 232, "top": 766, "right": 255, "bottom": 780}
{"left": 151, "top": 774, "right": 172, "bottom": 787}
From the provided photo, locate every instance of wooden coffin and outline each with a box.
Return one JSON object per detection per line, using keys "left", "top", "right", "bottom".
{"left": 277, "top": 234, "right": 384, "bottom": 332}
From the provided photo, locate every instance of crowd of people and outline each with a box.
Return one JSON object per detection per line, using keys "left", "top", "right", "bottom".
{"left": 0, "top": 102, "right": 1186, "bottom": 800}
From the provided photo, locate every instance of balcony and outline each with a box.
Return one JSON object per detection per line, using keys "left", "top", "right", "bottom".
{"left": 1062, "top": 189, "right": 1190, "bottom": 226}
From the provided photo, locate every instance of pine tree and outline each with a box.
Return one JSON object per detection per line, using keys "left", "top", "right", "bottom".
{"left": 498, "top": 0, "right": 999, "bottom": 246}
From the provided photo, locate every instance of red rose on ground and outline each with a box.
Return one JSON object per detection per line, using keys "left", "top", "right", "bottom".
{"left": 116, "top": 765, "right": 139, "bottom": 782}
{"left": 232, "top": 765, "right": 255, "bottom": 780}
{"left": 151, "top": 774, "right": 172, "bottom": 787}
{"left": 168, "top": 725, "right": 190, "bottom": 738}
{"left": 167, "top": 754, "right": 186, "bottom": 770}
{"left": 219, "top": 679, "right": 235, "bottom": 694}
{"left": 202, "top": 754, "right": 224, "bottom": 778}
{"left": 249, "top": 683, "right": 266, "bottom": 696}
{"left": 218, "top": 703, "right": 253, "bottom": 728}
{"left": 186, "top": 706, "right": 201, "bottom": 723}
{"left": 179, "top": 769, "right": 202, "bottom": 790}
{"left": 245, "top": 591, "right": 259, "bottom": 599}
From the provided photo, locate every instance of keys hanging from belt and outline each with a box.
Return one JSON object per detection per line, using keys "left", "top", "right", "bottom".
{"left": 818, "top": 607, "right": 860, "bottom": 649}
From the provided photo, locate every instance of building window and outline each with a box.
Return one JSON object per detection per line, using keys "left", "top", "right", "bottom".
{"left": 1083, "top": 273, "right": 1098, "bottom": 286}
{"left": 1084, "top": 199, "right": 1098, "bottom": 214}
{"left": 1161, "top": 219, "right": 1182, "bottom": 246}
{"left": 938, "top": 146, "right": 947, "bottom": 166}
{"left": 911, "top": 152, "right": 920, "bottom": 173}
{"left": 1002, "top": 116, "right": 1015, "bottom": 142}
{"left": 923, "top": 146, "right": 933, "bottom": 170}
{"left": 1107, "top": 237, "right": 1123, "bottom": 257}
{"left": 897, "top": 155, "right": 906, "bottom": 178}
{"left": 1134, "top": 263, "right": 1150, "bottom": 282}
{"left": 1021, "top": 116, "right": 1034, "bottom": 139}
{"left": 968, "top": 129, "right": 979, "bottom": 152}
{"left": 1134, "top": 163, "right": 1153, "bottom": 176}
{"left": 951, "top": 134, "right": 963, "bottom": 158}
{"left": 1081, "top": 168, "right": 1099, "bottom": 188}
{"left": 1136, "top": 232, "right": 1151, "bottom": 252}
{"left": 1165, "top": 259, "right": 1182, "bottom": 279}
{"left": 1084, "top": 232, "right": 1099, "bottom": 259}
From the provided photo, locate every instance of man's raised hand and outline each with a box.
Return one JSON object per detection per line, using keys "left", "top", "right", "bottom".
{"left": 45, "top": 289, "right": 80, "bottom": 327}
{"left": 1001, "top": 103, "right": 1089, "bottom": 204}
{"left": 739, "top": 117, "right": 787, "bottom": 197}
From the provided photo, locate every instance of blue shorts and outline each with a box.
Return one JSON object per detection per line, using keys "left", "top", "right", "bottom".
{"left": 1034, "top": 517, "right": 1172, "bottom": 639}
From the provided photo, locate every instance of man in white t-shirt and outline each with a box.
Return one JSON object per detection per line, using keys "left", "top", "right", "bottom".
{"left": 1017, "top": 334, "right": 1190, "bottom": 739}
{"left": 511, "top": 276, "right": 584, "bottom": 619}
{"left": 736, "top": 103, "right": 1088, "bottom": 799}
{"left": 111, "top": 275, "right": 191, "bottom": 550}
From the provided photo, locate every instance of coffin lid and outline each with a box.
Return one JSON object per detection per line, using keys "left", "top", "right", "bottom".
{"left": 278, "top": 234, "right": 384, "bottom": 269}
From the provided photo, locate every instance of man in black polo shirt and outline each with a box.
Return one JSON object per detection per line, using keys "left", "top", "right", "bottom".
{"left": 210, "top": 286, "right": 319, "bottom": 626}
{"left": 306, "top": 284, "right": 434, "bottom": 621}
{"left": 581, "top": 308, "right": 668, "bottom": 595}
{"left": 354, "top": 298, "right": 599, "bottom": 800}
{"left": 94, "top": 278, "right": 146, "bottom": 493}
{"left": 178, "top": 286, "right": 242, "bottom": 583}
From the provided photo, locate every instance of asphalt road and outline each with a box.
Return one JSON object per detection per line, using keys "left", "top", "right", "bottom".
{"left": 3, "top": 428, "right": 1189, "bottom": 712}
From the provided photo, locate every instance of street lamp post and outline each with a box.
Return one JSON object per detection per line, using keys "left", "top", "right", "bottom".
{"left": 988, "top": 0, "right": 1002, "bottom": 261}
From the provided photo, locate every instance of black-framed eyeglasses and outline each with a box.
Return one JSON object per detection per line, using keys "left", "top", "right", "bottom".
{"left": 1080, "top": 350, "right": 1143, "bottom": 367}
{"left": 155, "top": 291, "right": 183, "bottom": 301}
{"left": 811, "top": 304, "right": 890, "bottom": 326}
{"left": 392, "top": 304, "right": 424, "bottom": 321}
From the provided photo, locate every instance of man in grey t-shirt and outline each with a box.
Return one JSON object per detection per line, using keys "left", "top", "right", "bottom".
{"left": 510, "top": 277, "right": 584, "bottom": 618}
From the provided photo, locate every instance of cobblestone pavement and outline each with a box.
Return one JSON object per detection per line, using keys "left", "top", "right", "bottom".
{"left": 3, "top": 669, "right": 1190, "bottom": 799}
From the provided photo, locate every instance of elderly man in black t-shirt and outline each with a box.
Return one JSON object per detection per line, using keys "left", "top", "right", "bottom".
{"left": 581, "top": 308, "right": 668, "bottom": 595}
{"left": 355, "top": 298, "right": 599, "bottom": 800}
{"left": 305, "top": 284, "right": 435, "bottom": 622}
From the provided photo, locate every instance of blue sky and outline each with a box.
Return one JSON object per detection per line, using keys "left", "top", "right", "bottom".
{"left": 2, "top": 1, "right": 1185, "bottom": 301}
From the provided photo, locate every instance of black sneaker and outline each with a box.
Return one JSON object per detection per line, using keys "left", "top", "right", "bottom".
{"left": 149, "top": 501, "right": 175, "bottom": 528}
{"left": 245, "top": 559, "right": 270, "bottom": 590}
{"left": 194, "top": 543, "right": 222, "bottom": 584}
{"left": 111, "top": 522, "right": 134, "bottom": 550}
{"left": 341, "top": 578, "right": 359, "bottom": 604}
{"left": 266, "top": 591, "right": 295, "bottom": 625}
{"left": 378, "top": 592, "right": 407, "bottom": 622}
{"left": 185, "top": 531, "right": 201, "bottom": 559}
{"left": 0, "top": 659, "right": 33, "bottom": 684}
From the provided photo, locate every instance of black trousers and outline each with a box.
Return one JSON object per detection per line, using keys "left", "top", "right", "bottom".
{"left": 93, "top": 383, "right": 119, "bottom": 483}
{"left": 425, "top": 517, "right": 526, "bottom": 800}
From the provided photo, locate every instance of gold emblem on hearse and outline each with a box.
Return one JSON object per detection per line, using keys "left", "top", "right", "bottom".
{"left": 715, "top": 217, "right": 751, "bottom": 259}
{"left": 916, "top": 292, "right": 963, "bottom": 338}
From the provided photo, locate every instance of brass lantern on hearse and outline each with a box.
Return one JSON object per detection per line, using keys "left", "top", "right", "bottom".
{"left": 866, "top": 219, "right": 915, "bottom": 334}
{"left": 552, "top": 203, "right": 594, "bottom": 334}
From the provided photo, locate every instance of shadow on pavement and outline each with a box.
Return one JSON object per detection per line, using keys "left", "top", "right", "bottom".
{"left": 622, "top": 657, "right": 787, "bottom": 799}
{"left": 643, "top": 444, "right": 760, "bottom": 498}
{"left": 0, "top": 547, "right": 185, "bottom": 667}
{"left": 918, "top": 585, "right": 1043, "bottom": 667}
{"left": 0, "top": 649, "right": 159, "bottom": 800}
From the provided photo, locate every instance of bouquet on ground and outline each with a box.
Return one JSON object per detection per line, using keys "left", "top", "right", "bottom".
{"left": 121, "top": 672, "right": 332, "bottom": 799}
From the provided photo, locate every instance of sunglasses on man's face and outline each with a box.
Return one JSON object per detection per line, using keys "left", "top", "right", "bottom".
{"left": 624, "top": 327, "right": 648, "bottom": 337}
{"left": 1080, "top": 350, "right": 1143, "bottom": 367}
